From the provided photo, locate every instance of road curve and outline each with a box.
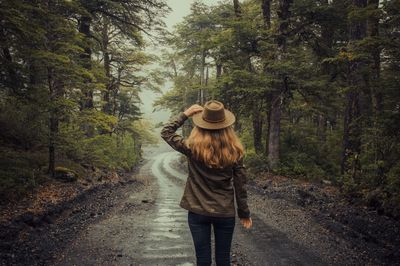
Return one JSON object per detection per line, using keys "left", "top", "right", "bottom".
{"left": 53, "top": 143, "right": 196, "bottom": 266}
{"left": 53, "top": 142, "right": 326, "bottom": 266}
{"left": 140, "top": 150, "right": 195, "bottom": 265}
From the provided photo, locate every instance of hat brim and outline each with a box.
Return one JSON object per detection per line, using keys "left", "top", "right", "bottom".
{"left": 191, "top": 109, "right": 236, "bottom": 130}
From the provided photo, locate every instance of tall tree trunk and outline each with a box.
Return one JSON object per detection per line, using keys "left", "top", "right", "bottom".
{"left": 0, "top": 31, "right": 20, "bottom": 95}
{"left": 204, "top": 65, "right": 209, "bottom": 101}
{"left": 262, "top": 0, "right": 272, "bottom": 157}
{"left": 261, "top": 0, "right": 271, "bottom": 29}
{"left": 183, "top": 86, "right": 192, "bottom": 137}
{"left": 47, "top": 68, "right": 63, "bottom": 178}
{"left": 79, "top": 15, "right": 93, "bottom": 109}
{"left": 233, "top": 0, "right": 241, "bottom": 17}
{"left": 341, "top": 0, "right": 367, "bottom": 178}
{"left": 216, "top": 63, "right": 222, "bottom": 79}
{"left": 316, "top": 114, "right": 327, "bottom": 141}
{"left": 112, "top": 68, "right": 122, "bottom": 116}
{"left": 368, "top": 0, "right": 382, "bottom": 113}
{"left": 234, "top": 112, "right": 242, "bottom": 133}
{"left": 246, "top": 55, "right": 264, "bottom": 154}
{"left": 367, "top": 0, "right": 384, "bottom": 179}
{"left": 102, "top": 17, "right": 112, "bottom": 114}
{"left": 319, "top": 0, "right": 334, "bottom": 68}
{"left": 181, "top": 61, "right": 192, "bottom": 137}
{"left": 267, "top": 0, "right": 291, "bottom": 169}
{"left": 233, "top": 0, "right": 264, "bottom": 152}
{"left": 315, "top": 0, "right": 334, "bottom": 141}
{"left": 268, "top": 92, "right": 282, "bottom": 167}
{"left": 199, "top": 49, "right": 206, "bottom": 105}
{"left": 266, "top": 96, "right": 271, "bottom": 154}
{"left": 252, "top": 103, "right": 264, "bottom": 154}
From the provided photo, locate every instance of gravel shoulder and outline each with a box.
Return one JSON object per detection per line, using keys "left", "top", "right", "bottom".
{"left": 244, "top": 176, "right": 400, "bottom": 265}
{"left": 2, "top": 148, "right": 399, "bottom": 266}
{"left": 170, "top": 157, "right": 400, "bottom": 266}
{"left": 0, "top": 159, "right": 152, "bottom": 266}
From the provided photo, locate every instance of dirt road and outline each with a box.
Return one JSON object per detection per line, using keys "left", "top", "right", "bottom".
{"left": 51, "top": 142, "right": 327, "bottom": 266}
{"left": 3, "top": 141, "right": 397, "bottom": 265}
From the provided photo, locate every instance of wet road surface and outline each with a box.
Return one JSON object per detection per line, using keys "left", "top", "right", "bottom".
{"left": 143, "top": 149, "right": 194, "bottom": 265}
{"left": 54, "top": 143, "right": 196, "bottom": 265}
{"left": 53, "top": 142, "right": 326, "bottom": 265}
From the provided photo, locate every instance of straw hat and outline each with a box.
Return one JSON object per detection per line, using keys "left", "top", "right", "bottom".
{"left": 192, "top": 100, "right": 236, "bottom": 130}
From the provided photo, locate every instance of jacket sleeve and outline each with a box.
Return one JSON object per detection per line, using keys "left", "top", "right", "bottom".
{"left": 233, "top": 157, "right": 251, "bottom": 218}
{"left": 160, "top": 112, "right": 192, "bottom": 157}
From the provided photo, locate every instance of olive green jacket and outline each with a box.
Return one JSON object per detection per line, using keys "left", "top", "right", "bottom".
{"left": 160, "top": 111, "right": 251, "bottom": 219}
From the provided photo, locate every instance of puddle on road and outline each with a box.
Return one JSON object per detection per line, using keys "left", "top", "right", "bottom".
{"left": 158, "top": 208, "right": 182, "bottom": 213}
{"left": 137, "top": 151, "right": 195, "bottom": 265}
{"left": 153, "top": 216, "right": 187, "bottom": 223}
{"left": 149, "top": 231, "right": 181, "bottom": 239}
{"left": 141, "top": 252, "right": 193, "bottom": 259}
{"left": 145, "top": 244, "right": 190, "bottom": 251}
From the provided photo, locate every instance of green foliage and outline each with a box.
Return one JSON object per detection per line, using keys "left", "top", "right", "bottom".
{"left": 154, "top": 0, "right": 400, "bottom": 217}
{"left": 79, "top": 134, "right": 139, "bottom": 170}
{"left": 279, "top": 123, "right": 338, "bottom": 181}
{"left": 0, "top": 148, "right": 48, "bottom": 202}
{"left": 78, "top": 110, "right": 118, "bottom": 133}
{"left": 57, "top": 116, "right": 155, "bottom": 171}
{"left": 0, "top": 96, "right": 47, "bottom": 148}
{"left": 1, "top": 0, "right": 400, "bottom": 217}
{"left": 244, "top": 151, "right": 270, "bottom": 176}
{"left": 0, "top": 0, "right": 168, "bottom": 200}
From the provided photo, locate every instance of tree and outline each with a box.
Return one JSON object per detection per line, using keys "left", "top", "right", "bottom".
{"left": 341, "top": 0, "right": 368, "bottom": 179}
{"left": 0, "top": 0, "right": 169, "bottom": 199}
{"left": 267, "top": 0, "right": 293, "bottom": 169}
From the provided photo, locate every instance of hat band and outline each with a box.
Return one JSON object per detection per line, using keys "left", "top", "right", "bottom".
{"left": 202, "top": 115, "right": 226, "bottom": 123}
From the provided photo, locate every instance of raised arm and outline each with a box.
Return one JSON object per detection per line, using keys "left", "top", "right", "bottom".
{"left": 160, "top": 112, "right": 192, "bottom": 156}
{"left": 160, "top": 104, "right": 203, "bottom": 156}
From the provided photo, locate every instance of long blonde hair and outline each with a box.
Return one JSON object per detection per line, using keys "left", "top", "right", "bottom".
{"left": 185, "top": 125, "right": 244, "bottom": 169}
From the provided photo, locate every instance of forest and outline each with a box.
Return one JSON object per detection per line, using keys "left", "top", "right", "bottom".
{"left": 0, "top": 0, "right": 168, "bottom": 200}
{"left": 1, "top": 0, "right": 400, "bottom": 218}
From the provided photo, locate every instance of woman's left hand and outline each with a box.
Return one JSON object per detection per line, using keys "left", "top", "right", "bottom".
{"left": 184, "top": 104, "right": 203, "bottom": 117}
{"left": 240, "top": 217, "right": 252, "bottom": 229}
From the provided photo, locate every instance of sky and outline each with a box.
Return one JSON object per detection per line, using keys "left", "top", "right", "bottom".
{"left": 163, "top": 0, "right": 218, "bottom": 30}
{"left": 138, "top": 0, "right": 218, "bottom": 130}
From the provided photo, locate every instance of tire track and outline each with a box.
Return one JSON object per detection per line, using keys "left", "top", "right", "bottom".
{"left": 137, "top": 151, "right": 194, "bottom": 265}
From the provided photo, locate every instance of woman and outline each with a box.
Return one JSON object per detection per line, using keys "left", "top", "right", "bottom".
{"left": 161, "top": 100, "right": 252, "bottom": 266}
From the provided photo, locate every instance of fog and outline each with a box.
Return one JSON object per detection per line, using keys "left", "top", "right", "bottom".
{"left": 139, "top": 0, "right": 219, "bottom": 128}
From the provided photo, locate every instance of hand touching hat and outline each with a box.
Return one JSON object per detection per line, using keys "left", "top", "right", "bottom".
{"left": 191, "top": 100, "right": 236, "bottom": 130}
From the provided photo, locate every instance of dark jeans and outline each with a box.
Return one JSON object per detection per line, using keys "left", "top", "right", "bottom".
{"left": 188, "top": 210, "right": 235, "bottom": 266}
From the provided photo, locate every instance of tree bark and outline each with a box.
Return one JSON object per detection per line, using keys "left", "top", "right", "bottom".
{"left": 261, "top": 0, "right": 271, "bottom": 29}
{"left": 233, "top": 0, "right": 241, "bottom": 17}
{"left": 341, "top": 0, "right": 367, "bottom": 177}
{"left": 367, "top": 0, "right": 382, "bottom": 113}
{"left": 261, "top": 0, "right": 273, "bottom": 159}
{"left": 199, "top": 49, "right": 206, "bottom": 104}
{"left": 267, "top": 0, "right": 291, "bottom": 169}
{"left": 79, "top": 15, "right": 93, "bottom": 109}
{"left": 47, "top": 68, "right": 63, "bottom": 178}
{"left": 102, "top": 17, "right": 113, "bottom": 114}
{"left": 268, "top": 92, "right": 282, "bottom": 167}
{"left": 367, "top": 0, "right": 384, "bottom": 178}
{"left": 317, "top": 0, "right": 334, "bottom": 61}
{"left": 1, "top": 27, "right": 23, "bottom": 95}
{"left": 252, "top": 103, "right": 264, "bottom": 154}
{"left": 216, "top": 63, "right": 222, "bottom": 79}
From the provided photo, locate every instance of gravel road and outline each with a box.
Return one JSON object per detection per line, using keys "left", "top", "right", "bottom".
{"left": 3, "top": 141, "right": 398, "bottom": 265}
{"left": 51, "top": 142, "right": 327, "bottom": 266}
